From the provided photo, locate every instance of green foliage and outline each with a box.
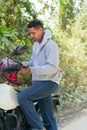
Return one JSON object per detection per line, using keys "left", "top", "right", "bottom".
{"left": 59, "top": 0, "right": 75, "bottom": 30}
{"left": 53, "top": 0, "right": 87, "bottom": 92}
{"left": 0, "top": 0, "right": 37, "bottom": 41}
{"left": 0, "top": 0, "right": 36, "bottom": 55}
{"left": 0, "top": 24, "right": 16, "bottom": 58}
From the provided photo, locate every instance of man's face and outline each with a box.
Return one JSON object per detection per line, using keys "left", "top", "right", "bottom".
{"left": 28, "top": 27, "right": 44, "bottom": 43}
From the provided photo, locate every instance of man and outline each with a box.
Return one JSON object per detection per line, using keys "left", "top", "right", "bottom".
{"left": 18, "top": 20, "right": 61, "bottom": 130}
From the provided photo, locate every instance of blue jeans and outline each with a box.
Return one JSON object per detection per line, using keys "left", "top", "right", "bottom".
{"left": 18, "top": 81, "right": 58, "bottom": 130}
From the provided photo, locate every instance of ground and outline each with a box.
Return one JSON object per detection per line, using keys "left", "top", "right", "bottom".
{"left": 58, "top": 109, "right": 87, "bottom": 130}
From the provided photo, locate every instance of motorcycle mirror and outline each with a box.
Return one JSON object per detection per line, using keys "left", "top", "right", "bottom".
{"left": 11, "top": 44, "right": 27, "bottom": 56}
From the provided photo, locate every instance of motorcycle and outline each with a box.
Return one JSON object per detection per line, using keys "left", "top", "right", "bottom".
{"left": 0, "top": 45, "right": 60, "bottom": 130}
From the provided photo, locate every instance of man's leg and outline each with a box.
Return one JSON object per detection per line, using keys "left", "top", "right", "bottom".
{"left": 18, "top": 81, "right": 58, "bottom": 130}
{"left": 38, "top": 96, "right": 58, "bottom": 130}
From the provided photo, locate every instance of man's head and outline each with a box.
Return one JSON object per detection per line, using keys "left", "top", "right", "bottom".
{"left": 27, "top": 20, "right": 44, "bottom": 43}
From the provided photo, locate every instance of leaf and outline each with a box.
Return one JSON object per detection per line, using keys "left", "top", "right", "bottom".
{"left": 1, "top": 37, "right": 10, "bottom": 45}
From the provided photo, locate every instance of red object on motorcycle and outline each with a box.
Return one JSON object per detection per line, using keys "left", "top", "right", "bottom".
{"left": 2, "top": 72, "right": 20, "bottom": 85}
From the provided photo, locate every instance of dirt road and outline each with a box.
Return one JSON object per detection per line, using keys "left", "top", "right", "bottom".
{"left": 59, "top": 109, "right": 87, "bottom": 130}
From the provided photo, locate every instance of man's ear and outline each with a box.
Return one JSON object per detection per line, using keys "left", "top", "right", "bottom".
{"left": 39, "top": 27, "right": 43, "bottom": 32}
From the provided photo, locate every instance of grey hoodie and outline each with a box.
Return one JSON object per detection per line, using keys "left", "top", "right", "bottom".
{"left": 25, "top": 29, "right": 61, "bottom": 83}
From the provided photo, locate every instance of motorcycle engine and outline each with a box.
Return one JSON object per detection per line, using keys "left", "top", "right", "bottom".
{"left": 4, "top": 113, "right": 17, "bottom": 129}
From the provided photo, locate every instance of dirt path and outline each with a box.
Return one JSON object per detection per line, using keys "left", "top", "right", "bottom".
{"left": 59, "top": 109, "right": 87, "bottom": 130}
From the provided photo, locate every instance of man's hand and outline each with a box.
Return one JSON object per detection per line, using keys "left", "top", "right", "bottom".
{"left": 18, "top": 67, "right": 31, "bottom": 75}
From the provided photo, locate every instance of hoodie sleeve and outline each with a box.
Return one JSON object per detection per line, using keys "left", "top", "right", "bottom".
{"left": 30, "top": 41, "right": 59, "bottom": 76}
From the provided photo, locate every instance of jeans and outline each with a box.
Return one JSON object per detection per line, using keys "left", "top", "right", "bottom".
{"left": 18, "top": 81, "right": 58, "bottom": 130}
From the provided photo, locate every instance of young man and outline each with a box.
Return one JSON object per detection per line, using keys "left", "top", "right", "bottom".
{"left": 18, "top": 20, "right": 61, "bottom": 130}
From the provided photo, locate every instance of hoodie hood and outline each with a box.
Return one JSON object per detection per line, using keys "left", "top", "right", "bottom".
{"left": 33, "top": 29, "right": 52, "bottom": 54}
{"left": 42, "top": 29, "right": 52, "bottom": 45}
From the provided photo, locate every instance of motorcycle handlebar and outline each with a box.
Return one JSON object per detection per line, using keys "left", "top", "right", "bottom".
{"left": 0, "top": 62, "right": 29, "bottom": 76}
